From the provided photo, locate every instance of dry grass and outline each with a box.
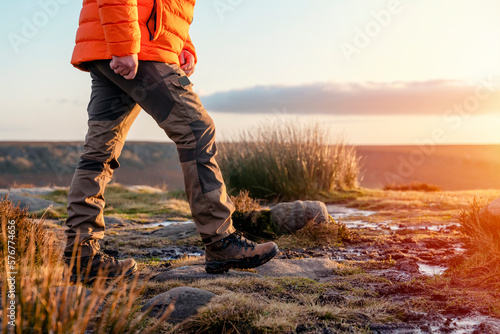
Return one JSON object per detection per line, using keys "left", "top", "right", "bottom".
{"left": 277, "top": 217, "right": 350, "bottom": 249}
{"left": 0, "top": 198, "right": 172, "bottom": 333}
{"left": 230, "top": 190, "right": 263, "bottom": 213}
{"left": 218, "top": 119, "right": 361, "bottom": 201}
{"left": 447, "top": 198, "right": 500, "bottom": 291}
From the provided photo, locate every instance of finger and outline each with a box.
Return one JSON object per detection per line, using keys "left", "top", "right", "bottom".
{"left": 188, "top": 56, "right": 195, "bottom": 69}
{"left": 179, "top": 52, "right": 186, "bottom": 66}
{"left": 110, "top": 60, "right": 118, "bottom": 70}
{"left": 123, "top": 71, "right": 135, "bottom": 80}
{"left": 182, "top": 60, "right": 194, "bottom": 71}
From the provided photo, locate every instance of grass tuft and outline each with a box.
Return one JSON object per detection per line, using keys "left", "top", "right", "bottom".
{"left": 277, "top": 216, "right": 350, "bottom": 248}
{"left": 447, "top": 198, "right": 500, "bottom": 290}
{"left": 218, "top": 119, "right": 361, "bottom": 201}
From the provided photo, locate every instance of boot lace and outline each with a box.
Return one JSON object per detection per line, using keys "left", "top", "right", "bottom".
{"left": 92, "top": 251, "right": 118, "bottom": 264}
{"left": 221, "top": 232, "right": 256, "bottom": 251}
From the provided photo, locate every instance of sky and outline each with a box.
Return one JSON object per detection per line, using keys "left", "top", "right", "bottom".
{"left": 0, "top": 0, "right": 499, "bottom": 145}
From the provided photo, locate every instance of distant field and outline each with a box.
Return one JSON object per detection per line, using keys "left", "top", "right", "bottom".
{"left": 1, "top": 142, "right": 500, "bottom": 191}
{"left": 357, "top": 145, "right": 500, "bottom": 190}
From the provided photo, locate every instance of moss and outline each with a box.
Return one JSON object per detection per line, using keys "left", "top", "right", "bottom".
{"left": 232, "top": 209, "right": 278, "bottom": 240}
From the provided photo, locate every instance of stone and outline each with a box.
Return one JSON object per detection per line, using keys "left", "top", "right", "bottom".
{"left": 152, "top": 265, "right": 260, "bottom": 282}
{"left": 0, "top": 187, "right": 65, "bottom": 196}
{"left": 142, "top": 287, "right": 216, "bottom": 323}
{"left": 255, "top": 258, "right": 339, "bottom": 279}
{"left": 0, "top": 192, "right": 61, "bottom": 212}
{"left": 270, "top": 201, "right": 331, "bottom": 234}
{"left": 125, "top": 185, "right": 164, "bottom": 193}
{"left": 104, "top": 216, "right": 136, "bottom": 228}
{"left": 149, "top": 223, "right": 198, "bottom": 241}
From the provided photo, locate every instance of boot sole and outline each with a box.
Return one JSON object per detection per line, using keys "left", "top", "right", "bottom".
{"left": 205, "top": 245, "right": 279, "bottom": 274}
{"left": 69, "top": 262, "right": 138, "bottom": 284}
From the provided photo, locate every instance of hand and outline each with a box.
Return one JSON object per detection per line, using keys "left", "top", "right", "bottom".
{"left": 110, "top": 54, "right": 139, "bottom": 80}
{"left": 179, "top": 50, "right": 195, "bottom": 77}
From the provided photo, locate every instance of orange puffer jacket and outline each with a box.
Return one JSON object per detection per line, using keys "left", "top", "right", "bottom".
{"left": 71, "top": 0, "right": 197, "bottom": 71}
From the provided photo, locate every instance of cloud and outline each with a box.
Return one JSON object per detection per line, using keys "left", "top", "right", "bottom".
{"left": 201, "top": 79, "right": 500, "bottom": 115}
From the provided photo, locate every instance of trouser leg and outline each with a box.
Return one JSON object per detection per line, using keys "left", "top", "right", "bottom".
{"left": 64, "top": 66, "right": 141, "bottom": 256}
{"left": 88, "top": 60, "right": 235, "bottom": 244}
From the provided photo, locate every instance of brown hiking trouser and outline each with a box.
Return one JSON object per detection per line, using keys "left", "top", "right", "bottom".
{"left": 64, "top": 60, "right": 235, "bottom": 257}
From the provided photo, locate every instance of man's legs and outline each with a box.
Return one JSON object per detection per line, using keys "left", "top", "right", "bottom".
{"left": 66, "top": 60, "right": 277, "bottom": 276}
{"left": 64, "top": 65, "right": 141, "bottom": 281}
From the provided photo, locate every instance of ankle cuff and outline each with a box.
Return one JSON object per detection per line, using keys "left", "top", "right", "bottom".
{"left": 202, "top": 228, "right": 236, "bottom": 245}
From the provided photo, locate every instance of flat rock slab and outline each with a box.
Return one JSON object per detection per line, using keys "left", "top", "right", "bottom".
{"left": 149, "top": 223, "right": 198, "bottom": 241}
{"left": 104, "top": 216, "right": 136, "bottom": 228}
{"left": 142, "top": 287, "right": 215, "bottom": 323}
{"left": 0, "top": 192, "right": 61, "bottom": 212}
{"left": 0, "top": 187, "right": 64, "bottom": 196}
{"left": 152, "top": 265, "right": 261, "bottom": 282}
{"left": 255, "top": 258, "right": 339, "bottom": 279}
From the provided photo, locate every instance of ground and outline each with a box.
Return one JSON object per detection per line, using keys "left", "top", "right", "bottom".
{"left": 16, "top": 186, "right": 500, "bottom": 332}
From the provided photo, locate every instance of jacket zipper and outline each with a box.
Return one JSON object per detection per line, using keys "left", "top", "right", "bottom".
{"left": 146, "top": 0, "right": 157, "bottom": 41}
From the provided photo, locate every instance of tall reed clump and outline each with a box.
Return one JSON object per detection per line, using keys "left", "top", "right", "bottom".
{"left": 449, "top": 198, "right": 500, "bottom": 290}
{"left": 217, "top": 119, "right": 361, "bottom": 201}
{"left": 0, "top": 197, "right": 171, "bottom": 333}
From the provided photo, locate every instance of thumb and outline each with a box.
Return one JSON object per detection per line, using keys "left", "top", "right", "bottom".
{"left": 179, "top": 51, "right": 186, "bottom": 65}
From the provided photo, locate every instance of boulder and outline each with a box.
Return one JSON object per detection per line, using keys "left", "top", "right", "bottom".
{"left": 104, "top": 216, "right": 136, "bottom": 228}
{"left": 270, "top": 201, "right": 331, "bottom": 234}
{"left": 149, "top": 223, "right": 198, "bottom": 241}
{"left": 0, "top": 192, "right": 61, "bottom": 212}
{"left": 142, "top": 287, "right": 215, "bottom": 323}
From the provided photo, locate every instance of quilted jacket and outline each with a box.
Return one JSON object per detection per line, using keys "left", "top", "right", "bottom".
{"left": 71, "top": 0, "right": 197, "bottom": 71}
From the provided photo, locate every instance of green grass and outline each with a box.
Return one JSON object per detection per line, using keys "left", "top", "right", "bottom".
{"left": 217, "top": 119, "right": 361, "bottom": 201}
{"left": 39, "top": 184, "right": 191, "bottom": 219}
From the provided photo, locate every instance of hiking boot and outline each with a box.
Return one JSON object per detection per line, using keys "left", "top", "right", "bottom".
{"left": 64, "top": 250, "right": 137, "bottom": 283}
{"left": 205, "top": 232, "right": 279, "bottom": 274}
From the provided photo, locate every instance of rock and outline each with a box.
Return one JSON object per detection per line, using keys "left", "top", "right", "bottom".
{"left": 255, "top": 258, "right": 338, "bottom": 279}
{"left": 421, "top": 237, "right": 450, "bottom": 249}
{"left": 125, "top": 185, "right": 164, "bottom": 193}
{"left": 152, "top": 265, "right": 260, "bottom": 281}
{"left": 104, "top": 216, "right": 136, "bottom": 228}
{"left": 0, "top": 187, "right": 65, "bottom": 196}
{"left": 396, "top": 260, "right": 420, "bottom": 274}
{"left": 479, "top": 198, "right": 500, "bottom": 236}
{"left": 142, "top": 287, "right": 215, "bottom": 323}
{"left": 149, "top": 223, "right": 198, "bottom": 241}
{"left": 271, "top": 201, "right": 331, "bottom": 234}
{"left": 0, "top": 192, "right": 61, "bottom": 212}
